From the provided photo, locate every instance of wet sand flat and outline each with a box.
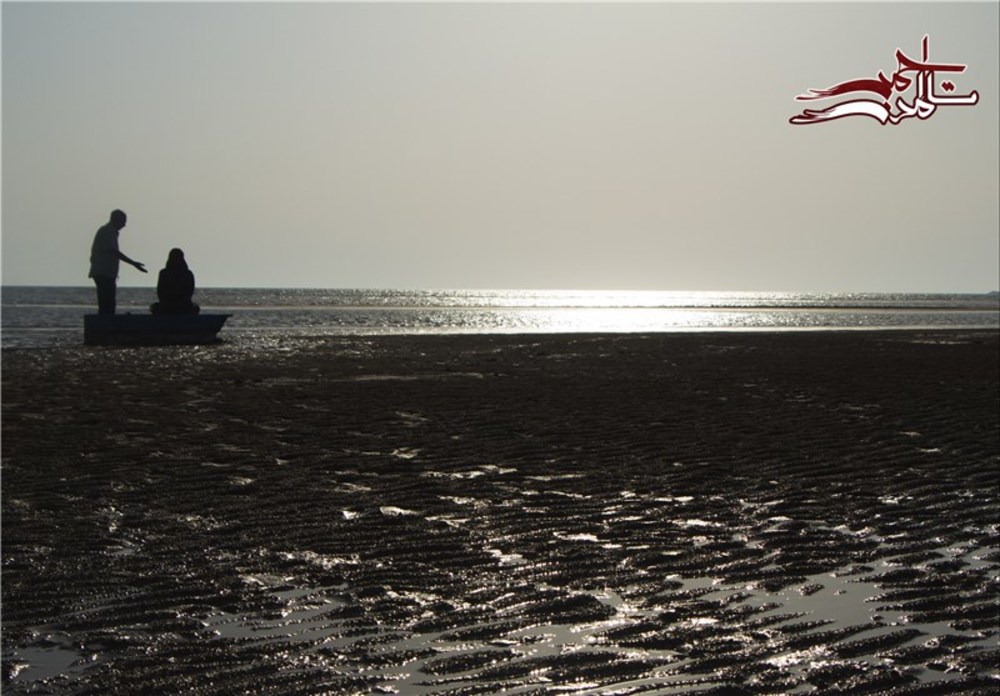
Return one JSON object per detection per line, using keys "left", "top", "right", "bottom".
{"left": 2, "top": 330, "right": 998, "bottom": 694}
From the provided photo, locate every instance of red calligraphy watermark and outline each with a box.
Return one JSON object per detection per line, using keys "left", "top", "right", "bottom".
{"left": 790, "top": 36, "right": 978, "bottom": 125}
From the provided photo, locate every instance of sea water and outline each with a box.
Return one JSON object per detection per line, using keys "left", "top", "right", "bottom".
{"left": 2, "top": 287, "right": 997, "bottom": 349}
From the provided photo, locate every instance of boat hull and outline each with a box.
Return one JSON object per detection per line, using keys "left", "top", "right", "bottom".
{"left": 84, "top": 314, "right": 231, "bottom": 346}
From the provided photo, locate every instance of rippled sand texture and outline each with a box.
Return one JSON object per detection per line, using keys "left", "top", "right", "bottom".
{"left": 3, "top": 331, "right": 998, "bottom": 694}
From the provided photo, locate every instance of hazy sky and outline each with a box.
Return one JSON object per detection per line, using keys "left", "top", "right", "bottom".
{"left": 3, "top": 1, "right": 998, "bottom": 291}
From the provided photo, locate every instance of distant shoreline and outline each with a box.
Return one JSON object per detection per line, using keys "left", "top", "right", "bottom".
{"left": 4, "top": 284, "right": 1000, "bottom": 295}
{"left": 3, "top": 287, "right": 998, "bottom": 349}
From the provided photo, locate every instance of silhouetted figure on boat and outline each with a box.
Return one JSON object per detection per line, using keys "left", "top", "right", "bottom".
{"left": 88, "top": 209, "right": 147, "bottom": 314}
{"left": 150, "top": 248, "right": 200, "bottom": 315}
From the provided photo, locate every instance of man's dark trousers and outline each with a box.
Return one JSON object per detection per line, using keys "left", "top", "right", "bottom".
{"left": 93, "top": 276, "right": 116, "bottom": 315}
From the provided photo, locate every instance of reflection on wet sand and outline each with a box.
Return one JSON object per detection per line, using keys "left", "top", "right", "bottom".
{"left": 2, "top": 331, "right": 998, "bottom": 693}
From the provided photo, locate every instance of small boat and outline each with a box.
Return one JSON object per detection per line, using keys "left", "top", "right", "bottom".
{"left": 84, "top": 313, "right": 232, "bottom": 346}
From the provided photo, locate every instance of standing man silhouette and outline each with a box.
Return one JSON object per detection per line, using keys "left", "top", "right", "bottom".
{"left": 88, "top": 209, "right": 147, "bottom": 314}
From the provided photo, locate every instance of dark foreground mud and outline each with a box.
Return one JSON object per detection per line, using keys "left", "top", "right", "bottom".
{"left": 3, "top": 331, "right": 998, "bottom": 694}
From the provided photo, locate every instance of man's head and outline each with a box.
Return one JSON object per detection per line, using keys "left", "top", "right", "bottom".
{"left": 110, "top": 209, "right": 127, "bottom": 229}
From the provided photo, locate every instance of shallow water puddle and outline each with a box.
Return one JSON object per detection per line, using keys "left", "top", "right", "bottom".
{"left": 205, "top": 579, "right": 350, "bottom": 644}
{"left": 5, "top": 637, "right": 94, "bottom": 683}
{"left": 196, "top": 581, "right": 686, "bottom": 694}
{"left": 665, "top": 559, "right": 996, "bottom": 685}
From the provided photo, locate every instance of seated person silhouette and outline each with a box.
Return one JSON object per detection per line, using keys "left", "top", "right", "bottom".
{"left": 150, "top": 248, "right": 200, "bottom": 315}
